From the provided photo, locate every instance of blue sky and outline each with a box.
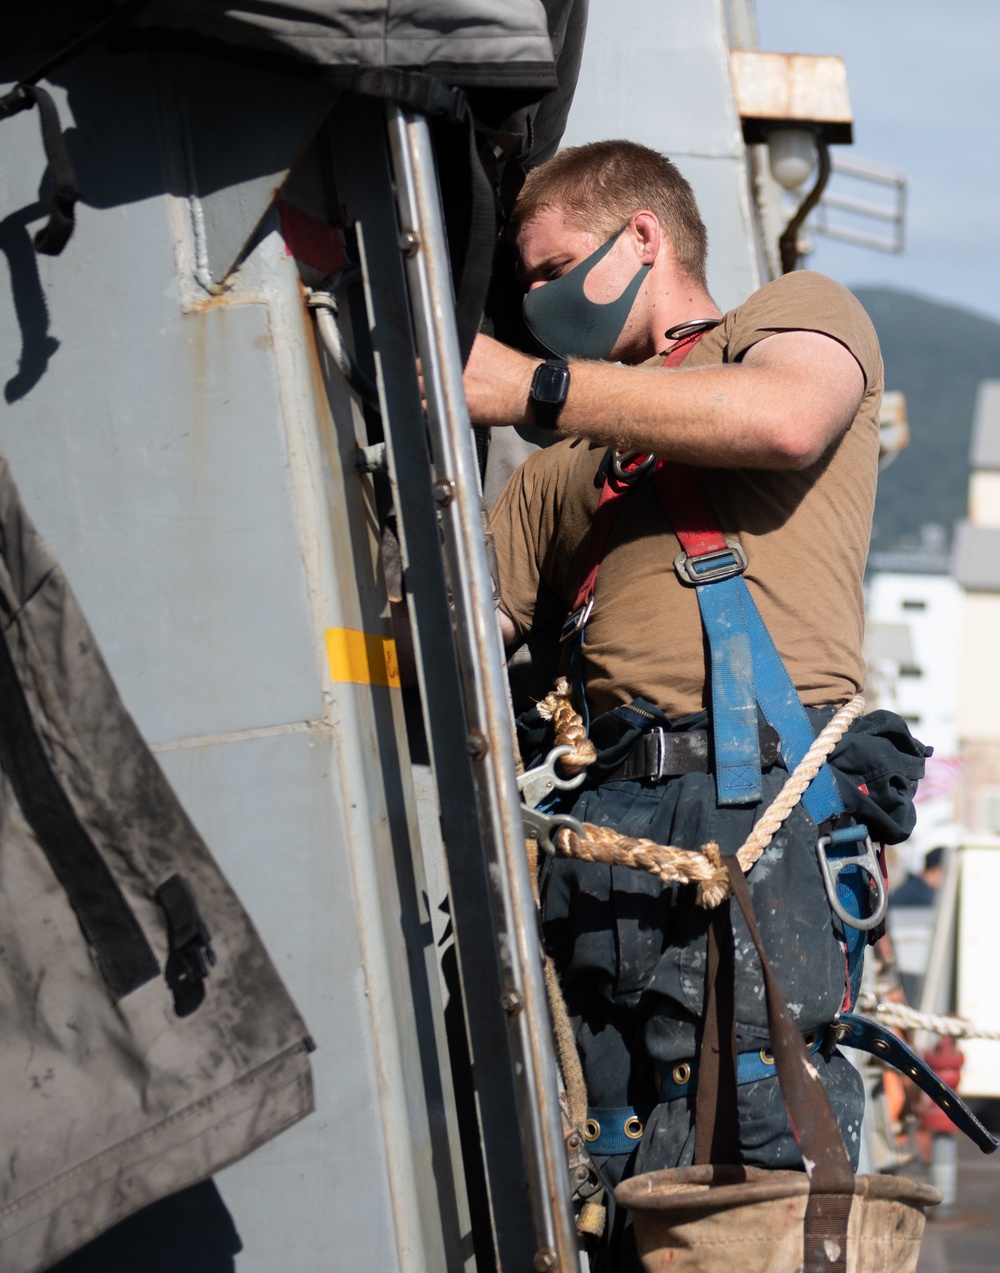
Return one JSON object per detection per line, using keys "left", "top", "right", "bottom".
{"left": 754, "top": 1, "right": 1000, "bottom": 323}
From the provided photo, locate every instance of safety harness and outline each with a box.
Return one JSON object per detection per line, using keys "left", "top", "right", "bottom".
{"left": 551, "top": 327, "right": 994, "bottom": 1158}
{"left": 560, "top": 327, "right": 881, "bottom": 961}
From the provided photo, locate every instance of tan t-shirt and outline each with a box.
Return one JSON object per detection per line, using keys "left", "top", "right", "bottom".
{"left": 491, "top": 271, "right": 883, "bottom": 718}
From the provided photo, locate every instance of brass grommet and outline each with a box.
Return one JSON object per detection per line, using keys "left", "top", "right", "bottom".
{"left": 760, "top": 1046, "right": 775, "bottom": 1066}
{"left": 672, "top": 1062, "right": 692, "bottom": 1086}
{"left": 583, "top": 1118, "right": 601, "bottom": 1142}
{"left": 623, "top": 1116, "right": 644, "bottom": 1140}
{"left": 804, "top": 1031, "right": 817, "bottom": 1049}
{"left": 907, "top": 1065, "right": 920, "bottom": 1079}
{"left": 872, "top": 1038, "right": 891, "bottom": 1057}
{"left": 941, "top": 1098, "right": 952, "bottom": 1111}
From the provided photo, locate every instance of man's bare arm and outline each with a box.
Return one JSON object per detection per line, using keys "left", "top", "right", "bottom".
{"left": 464, "top": 329, "right": 866, "bottom": 470}
{"left": 498, "top": 608, "right": 517, "bottom": 646}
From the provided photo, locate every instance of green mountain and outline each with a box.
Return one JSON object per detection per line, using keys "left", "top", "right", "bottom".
{"left": 849, "top": 287, "right": 1000, "bottom": 552}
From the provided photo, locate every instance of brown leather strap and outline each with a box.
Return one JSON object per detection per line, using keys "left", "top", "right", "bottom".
{"left": 724, "top": 859, "right": 853, "bottom": 1273}
{"left": 694, "top": 901, "right": 739, "bottom": 1165}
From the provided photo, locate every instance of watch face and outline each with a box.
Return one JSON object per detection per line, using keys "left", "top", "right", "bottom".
{"left": 533, "top": 362, "right": 570, "bottom": 405}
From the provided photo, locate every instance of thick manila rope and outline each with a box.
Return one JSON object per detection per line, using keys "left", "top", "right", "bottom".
{"left": 855, "top": 992, "right": 1000, "bottom": 1042}
{"left": 537, "top": 681, "right": 867, "bottom": 908}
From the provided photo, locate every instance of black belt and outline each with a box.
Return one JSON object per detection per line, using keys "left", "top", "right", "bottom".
{"left": 606, "top": 723, "right": 782, "bottom": 783}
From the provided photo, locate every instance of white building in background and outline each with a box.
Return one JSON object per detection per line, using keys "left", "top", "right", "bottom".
{"left": 954, "top": 381, "right": 1000, "bottom": 837}
{"left": 952, "top": 382, "right": 1000, "bottom": 1091}
{"left": 865, "top": 565, "right": 961, "bottom": 756}
{"left": 865, "top": 562, "right": 964, "bottom": 871}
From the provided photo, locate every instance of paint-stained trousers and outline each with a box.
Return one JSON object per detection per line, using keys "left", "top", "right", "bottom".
{"left": 537, "top": 706, "right": 928, "bottom": 1271}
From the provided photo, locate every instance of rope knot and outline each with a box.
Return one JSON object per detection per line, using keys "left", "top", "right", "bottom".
{"left": 537, "top": 677, "right": 597, "bottom": 775}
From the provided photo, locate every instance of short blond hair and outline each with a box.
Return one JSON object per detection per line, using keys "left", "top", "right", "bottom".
{"left": 510, "top": 139, "right": 709, "bottom": 289}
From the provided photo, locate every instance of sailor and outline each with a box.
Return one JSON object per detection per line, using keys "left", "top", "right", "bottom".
{"left": 465, "top": 140, "right": 928, "bottom": 1269}
{"left": 890, "top": 845, "right": 945, "bottom": 908}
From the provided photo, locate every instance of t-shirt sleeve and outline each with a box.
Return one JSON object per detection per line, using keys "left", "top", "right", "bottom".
{"left": 721, "top": 271, "right": 882, "bottom": 390}
{"left": 489, "top": 452, "right": 551, "bottom": 640}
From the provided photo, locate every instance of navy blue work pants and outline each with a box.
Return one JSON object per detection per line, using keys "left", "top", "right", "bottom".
{"left": 543, "top": 765, "right": 866, "bottom": 1270}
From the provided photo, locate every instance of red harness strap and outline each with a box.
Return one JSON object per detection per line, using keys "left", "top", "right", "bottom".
{"left": 568, "top": 328, "right": 717, "bottom": 619}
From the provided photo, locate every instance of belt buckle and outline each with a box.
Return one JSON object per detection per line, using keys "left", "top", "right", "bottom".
{"left": 673, "top": 539, "right": 748, "bottom": 585}
{"left": 652, "top": 728, "right": 667, "bottom": 781}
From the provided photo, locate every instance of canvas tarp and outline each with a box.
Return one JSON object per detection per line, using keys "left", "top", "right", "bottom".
{"left": 0, "top": 452, "right": 315, "bottom": 1273}
{"left": 6, "top": 0, "right": 562, "bottom": 89}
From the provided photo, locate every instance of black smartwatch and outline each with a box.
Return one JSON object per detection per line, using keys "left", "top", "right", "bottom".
{"left": 529, "top": 359, "right": 570, "bottom": 430}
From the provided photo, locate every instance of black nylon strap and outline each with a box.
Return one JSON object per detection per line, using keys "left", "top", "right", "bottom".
{"left": 156, "top": 873, "right": 216, "bottom": 1017}
{"left": 21, "top": 85, "right": 79, "bottom": 256}
{"left": 0, "top": 1, "right": 155, "bottom": 257}
{"left": 0, "top": 616, "right": 159, "bottom": 999}
{"left": 349, "top": 67, "right": 496, "bottom": 364}
{"left": 454, "top": 107, "right": 497, "bottom": 365}
{"left": 351, "top": 67, "right": 466, "bottom": 123}
{"left": 607, "top": 723, "right": 782, "bottom": 782}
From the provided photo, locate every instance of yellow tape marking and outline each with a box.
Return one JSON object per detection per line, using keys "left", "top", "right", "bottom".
{"left": 326, "top": 627, "right": 401, "bottom": 688}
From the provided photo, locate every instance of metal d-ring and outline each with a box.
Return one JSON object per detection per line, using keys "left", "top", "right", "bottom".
{"left": 815, "top": 828, "right": 888, "bottom": 932}
{"left": 611, "top": 450, "right": 657, "bottom": 484}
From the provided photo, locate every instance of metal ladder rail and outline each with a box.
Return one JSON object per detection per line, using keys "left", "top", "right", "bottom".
{"left": 385, "top": 101, "right": 580, "bottom": 1273}
{"left": 328, "top": 94, "right": 579, "bottom": 1273}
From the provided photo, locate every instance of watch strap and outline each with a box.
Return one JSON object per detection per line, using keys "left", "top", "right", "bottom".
{"left": 530, "top": 359, "right": 570, "bottom": 431}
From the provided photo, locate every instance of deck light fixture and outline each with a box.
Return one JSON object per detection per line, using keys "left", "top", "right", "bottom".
{"left": 730, "top": 51, "right": 854, "bottom": 272}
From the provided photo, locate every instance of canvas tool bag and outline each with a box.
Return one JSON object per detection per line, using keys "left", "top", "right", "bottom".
{"left": 0, "top": 453, "right": 315, "bottom": 1273}
{"left": 615, "top": 860, "right": 940, "bottom": 1273}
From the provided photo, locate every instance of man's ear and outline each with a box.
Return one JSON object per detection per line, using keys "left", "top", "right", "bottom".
{"left": 631, "top": 211, "right": 662, "bottom": 264}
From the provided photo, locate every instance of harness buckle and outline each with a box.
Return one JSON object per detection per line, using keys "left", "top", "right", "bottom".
{"left": 611, "top": 450, "right": 657, "bottom": 484}
{"left": 560, "top": 595, "right": 594, "bottom": 643}
{"left": 673, "top": 539, "right": 748, "bottom": 585}
{"left": 816, "top": 824, "right": 889, "bottom": 933}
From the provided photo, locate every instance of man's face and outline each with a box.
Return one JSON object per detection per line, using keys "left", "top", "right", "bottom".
{"left": 516, "top": 206, "right": 652, "bottom": 360}
{"left": 517, "top": 206, "right": 636, "bottom": 299}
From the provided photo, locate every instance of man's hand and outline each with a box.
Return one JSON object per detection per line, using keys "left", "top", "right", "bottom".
{"left": 463, "top": 333, "right": 539, "bottom": 427}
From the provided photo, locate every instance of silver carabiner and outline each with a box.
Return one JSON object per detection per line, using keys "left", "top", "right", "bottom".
{"left": 517, "top": 745, "right": 588, "bottom": 856}
{"left": 521, "top": 805, "right": 587, "bottom": 857}
{"left": 816, "top": 828, "right": 888, "bottom": 932}
{"left": 516, "top": 744, "right": 587, "bottom": 809}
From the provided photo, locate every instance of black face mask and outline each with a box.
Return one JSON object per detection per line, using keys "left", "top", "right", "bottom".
{"left": 522, "top": 224, "right": 652, "bottom": 360}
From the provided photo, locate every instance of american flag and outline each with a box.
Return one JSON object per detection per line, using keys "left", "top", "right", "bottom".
{"left": 914, "top": 755, "right": 964, "bottom": 805}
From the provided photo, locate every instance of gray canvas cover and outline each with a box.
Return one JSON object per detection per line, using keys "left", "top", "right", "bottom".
{"left": 0, "top": 453, "right": 314, "bottom": 1273}
{"left": 124, "top": 0, "right": 559, "bottom": 87}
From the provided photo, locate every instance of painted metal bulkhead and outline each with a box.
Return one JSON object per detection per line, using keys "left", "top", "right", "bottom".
{"left": 0, "top": 1, "right": 780, "bottom": 1268}
{"left": 0, "top": 44, "right": 471, "bottom": 1272}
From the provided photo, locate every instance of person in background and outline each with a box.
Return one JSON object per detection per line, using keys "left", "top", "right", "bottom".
{"left": 890, "top": 846, "right": 945, "bottom": 909}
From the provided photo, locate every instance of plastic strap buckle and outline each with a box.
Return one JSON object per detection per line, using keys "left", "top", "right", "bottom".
{"left": 673, "top": 539, "right": 748, "bottom": 586}
{"left": 560, "top": 595, "right": 594, "bottom": 644}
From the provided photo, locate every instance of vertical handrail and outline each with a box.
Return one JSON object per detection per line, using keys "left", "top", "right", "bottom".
{"left": 385, "top": 103, "right": 579, "bottom": 1272}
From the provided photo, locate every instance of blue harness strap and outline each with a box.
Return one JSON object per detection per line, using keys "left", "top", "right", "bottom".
{"left": 657, "top": 467, "right": 874, "bottom": 989}
{"left": 583, "top": 1017, "right": 1000, "bottom": 1157}
{"left": 558, "top": 453, "right": 878, "bottom": 999}
{"left": 655, "top": 460, "right": 846, "bottom": 822}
